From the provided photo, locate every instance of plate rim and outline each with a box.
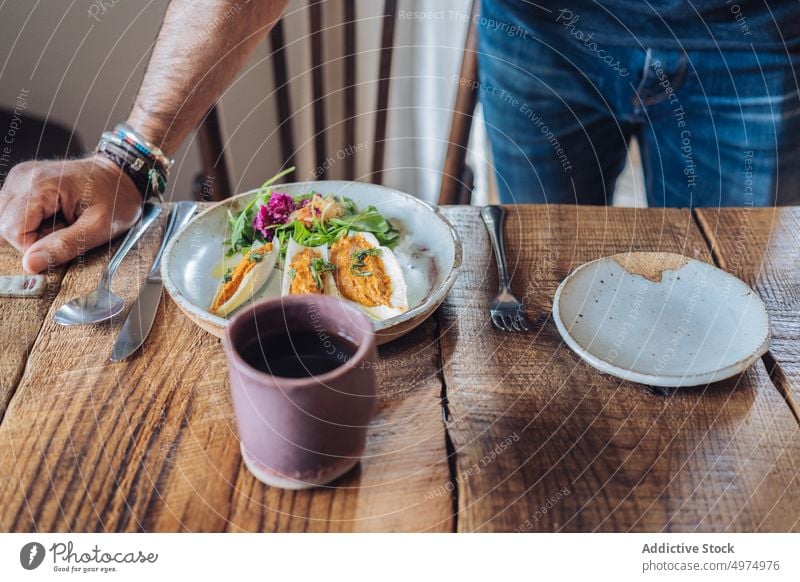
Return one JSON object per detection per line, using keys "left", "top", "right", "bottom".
{"left": 551, "top": 252, "right": 771, "bottom": 387}
{"left": 161, "top": 180, "right": 463, "bottom": 334}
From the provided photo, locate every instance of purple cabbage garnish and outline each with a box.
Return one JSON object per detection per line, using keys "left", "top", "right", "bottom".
{"left": 252, "top": 204, "right": 273, "bottom": 241}
{"left": 253, "top": 191, "right": 296, "bottom": 240}
{"left": 267, "top": 192, "right": 295, "bottom": 223}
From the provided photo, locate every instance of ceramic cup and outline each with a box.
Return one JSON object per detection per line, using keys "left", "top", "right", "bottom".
{"left": 223, "top": 295, "right": 378, "bottom": 489}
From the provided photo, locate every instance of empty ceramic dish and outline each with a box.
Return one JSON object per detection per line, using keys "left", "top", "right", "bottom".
{"left": 552, "top": 252, "right": 770, "bottom": 387}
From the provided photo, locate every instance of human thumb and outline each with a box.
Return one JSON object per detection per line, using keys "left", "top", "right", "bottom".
{"left": 22, "top": 209, "right": 112, "bottom": 274}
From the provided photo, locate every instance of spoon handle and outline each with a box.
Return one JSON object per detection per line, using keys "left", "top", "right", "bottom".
{"left": 103, "top": 203, "right": 162, "bottom": 282}
{"left": 147, "top": 201, "right": 198, "bottom": 280}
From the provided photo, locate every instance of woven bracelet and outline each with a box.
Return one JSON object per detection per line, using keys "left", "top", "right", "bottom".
{"left": 114, "top": 123, "right": 173, "bottom": 174}
{"left": 96, "top": 140, "right": 166, "bottom": 200}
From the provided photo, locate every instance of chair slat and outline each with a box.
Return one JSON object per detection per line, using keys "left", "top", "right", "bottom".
{"left": 270, "top": 18, "right": 296, "bottom": 170}
{"left": 309, "top": 0, "right": 327, "bottom": 178}
{"left": 371, "top": 0, "right": 398, "bottom": 185}
{"left": 438, "top": 0, "right": 479, "bottom": 205}
{"left": 195, "top": 105, "right": 233, "bottom": 201}
{"left": 343, "top": 1, "right": 357, "bottom": 180}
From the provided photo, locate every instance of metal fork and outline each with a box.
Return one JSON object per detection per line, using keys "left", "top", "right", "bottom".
{"left": 480, "top": 205, "right": 531, "bottom": 332}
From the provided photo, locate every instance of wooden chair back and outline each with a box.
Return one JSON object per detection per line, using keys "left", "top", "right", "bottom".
{"left": 195, "top": 0, "right": 479, "bottom": 205}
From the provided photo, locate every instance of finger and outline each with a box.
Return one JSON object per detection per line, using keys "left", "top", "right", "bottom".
{"left": 0, "top": 174, "right": 21, "bottom": 217}
{"left": 20, "top": 213, "right": 68, "bottom": 252}
{"left": 0, "top": 191, "right": 59, "bottom": 253}
{"left": 22, "top": 208, "right": 111, "bottom": 273}
{"left": 0, "top": 189, "right": 13, "bottom": 218}
{"left": 35, "top": 214, "right": 68, "bottom": 238}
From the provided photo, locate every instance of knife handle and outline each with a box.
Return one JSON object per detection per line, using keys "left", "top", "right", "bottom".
{"left": 147, "top": 201, "right": 198, "bottom": 279}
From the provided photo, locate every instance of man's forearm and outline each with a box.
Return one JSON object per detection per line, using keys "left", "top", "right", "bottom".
{"left": 126, "top": 0, "right": 288, "bottom": 155}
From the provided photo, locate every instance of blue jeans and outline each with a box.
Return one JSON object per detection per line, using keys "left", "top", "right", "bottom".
{"left": 478, "top": 1, "right": 800, "bottom": 206}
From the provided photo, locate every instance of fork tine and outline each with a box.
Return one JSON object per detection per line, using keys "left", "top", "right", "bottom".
{"left": 509, "top": 317, "right": 522, "bottom": 331}
{"left": 504, "top": 315, "right": 515, "bottom": 331}
{"left": 491, "top": 314, "right": 505, "bottom": 331}
{"left": 516, "top": 315, "right": 530, "bottom": 332}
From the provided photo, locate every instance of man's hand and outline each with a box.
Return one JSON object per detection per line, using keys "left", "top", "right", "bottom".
{"left": 0, "top": 0, "right": 288, "bottom": 274}
{"left": 0, "top": 155, "right": 142, "bottom": 274}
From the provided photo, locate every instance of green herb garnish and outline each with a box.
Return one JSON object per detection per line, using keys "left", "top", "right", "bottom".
{"left": 310, "top": 257, "right": 336, "bottom": 290}
{"left": 222, "top": 267, "right": 233, "bottom": 283}
{"left": 350, "top": 247, "right": 381, "bottom": 277}
{"left": 248, "top": 251, "right": 266, "bottom": 263}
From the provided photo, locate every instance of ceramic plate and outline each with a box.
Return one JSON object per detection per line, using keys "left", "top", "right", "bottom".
{"left": 161, "top": 181, "right": 462, "bottom": 344}
{"left": 552, "top": 252, "right": 770, "bottom": 387}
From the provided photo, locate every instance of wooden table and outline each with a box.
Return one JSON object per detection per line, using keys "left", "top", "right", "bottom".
{"left": 1, "top": 205, "right": 798, "bottom": 532}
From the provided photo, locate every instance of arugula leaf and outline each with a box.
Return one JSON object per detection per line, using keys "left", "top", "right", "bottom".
{"left": 329, "top": 206, "right": 400, "bottom": 248}
{"left": 293, "top": 220, "right": 311, "bottom": 244}
{"left": 226, "top": 200, "right": 258, "bottom": 256}
{"left": 339, "top": 196, "right": 358, "bottom": 214}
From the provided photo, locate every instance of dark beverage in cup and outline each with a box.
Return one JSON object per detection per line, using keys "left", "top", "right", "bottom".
{"left": 237, "top": 331, "right": 358, "bottom": 378}
{"left": 224, "top": 295, "right": 378, "bottom": 489}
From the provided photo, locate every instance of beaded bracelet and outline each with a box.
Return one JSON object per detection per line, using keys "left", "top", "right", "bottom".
{"left": 95, "top": 123, "right": 173, "bottom": 200}
{"left": 96, "top": 139, "right": 167, "bottom": 200}
{"left": 100, "top": 131, "right": 171, "bottom": 178}
{"left": 114, "top": 123, "right": 173, "bottom": 174}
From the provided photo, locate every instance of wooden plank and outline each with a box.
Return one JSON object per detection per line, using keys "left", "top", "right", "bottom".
{"left": 0, "top": 206, "right": 452, "bottom": 532}
{"left": 0, "top": 214, "right": 168, "bottom": 532}
{"left": 0, "top": 242, "right": 65, "bottom": 422}
{"left": 437, "top": 205, "right": 800, "bottom": 532}
{"left": 696, "top": 207, "right": 800, "bottom": 415}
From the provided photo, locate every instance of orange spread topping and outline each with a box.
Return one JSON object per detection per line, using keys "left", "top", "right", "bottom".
{"left": 288, "top": 248, "right": 324, "bottom": 295}
{"left": 330, "top": 235, "right": 392, "bottom": 307}
{"left": 211, "top": 243, "right": 273, "bottom": 312}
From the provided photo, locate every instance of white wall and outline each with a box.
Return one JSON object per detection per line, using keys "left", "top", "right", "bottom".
{"left": 0, "top": 0, "right": 200, "bottom": 201}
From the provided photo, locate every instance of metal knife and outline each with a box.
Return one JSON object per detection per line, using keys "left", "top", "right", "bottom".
{"left": 109, "top": 201, "right": 198, "bottom": 361}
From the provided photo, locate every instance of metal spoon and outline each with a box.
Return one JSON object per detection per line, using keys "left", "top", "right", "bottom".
{"left": 53, "top": 203, "right": 162, "bottom": 326}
